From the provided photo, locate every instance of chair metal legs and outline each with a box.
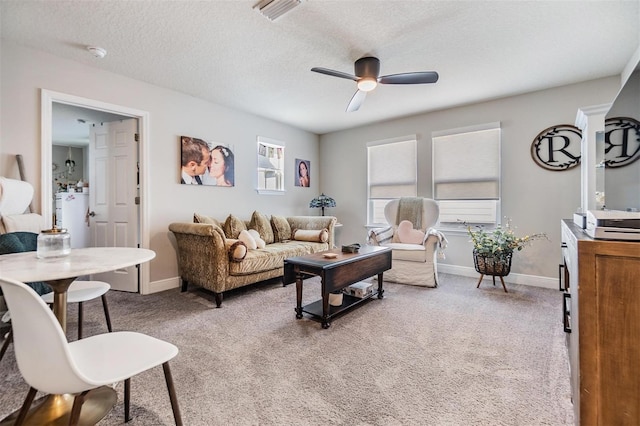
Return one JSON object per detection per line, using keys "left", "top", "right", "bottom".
{"left": 76, "top": 294, "right": 112, "bottom": 339}
{"left": 163, "top": 362, "right": 183, "bottom": 426}
{"left": 124, "top": 363, "right": 182, "bottom": 425}
{"left": 0, "top": 329, "right": 13, "bottom": 362}
{"left": 14, "top": 386, "right": 37, "bottom": 425}
{"left": 69, "top": 390, "right": 90, "bottom": 426}
{"left": 125, "top": 377, "right": 131, "bottom": 422}
{"left": 102, "top": 294, "right": 113, "bottom": 332}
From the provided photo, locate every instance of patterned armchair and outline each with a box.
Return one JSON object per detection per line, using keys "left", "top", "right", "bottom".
{"left": 368, "top": 198, "right": 446, "bottom": 287}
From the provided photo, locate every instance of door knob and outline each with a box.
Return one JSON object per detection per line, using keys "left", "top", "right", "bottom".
{"left": 88, "top": 211, "right": 96, "bottom": 217}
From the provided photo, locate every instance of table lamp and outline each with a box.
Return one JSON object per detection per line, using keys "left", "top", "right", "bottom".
{"left": 309, "top": 193, "right": 336, "bottom": 216}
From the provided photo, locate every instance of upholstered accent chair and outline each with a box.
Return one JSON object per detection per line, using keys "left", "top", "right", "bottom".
{"left": 368, "top": 198, "right": 446, "bottom": 287}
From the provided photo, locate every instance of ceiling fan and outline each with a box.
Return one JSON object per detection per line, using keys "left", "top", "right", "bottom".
{"left": 311, "top": 56, "right": 439, "bottom": 112}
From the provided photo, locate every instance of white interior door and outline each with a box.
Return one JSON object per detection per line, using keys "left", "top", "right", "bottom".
{"left": 89, "top": 118, "right": 140, "bottom": 292}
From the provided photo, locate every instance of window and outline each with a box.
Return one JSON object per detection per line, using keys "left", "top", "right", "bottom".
{"left": 257, "top": 136, "right": 285, "bottom": 194}
{"left": 432, "top": 122, "right": 501, "bottom": 225}
{"left": 367, "top": 136, "right": 417, "bottom": 225}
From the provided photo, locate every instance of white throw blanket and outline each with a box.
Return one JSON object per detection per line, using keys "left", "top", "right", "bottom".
{"left": 427, "top": 228, "right": 448, "bottom": 259}
{"left": 396, "top": 197, "right": 423, "bottom": 230}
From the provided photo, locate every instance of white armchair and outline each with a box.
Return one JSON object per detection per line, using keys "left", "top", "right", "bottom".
{"left": 368, "top": 198, "right": 446, "bottom": 287}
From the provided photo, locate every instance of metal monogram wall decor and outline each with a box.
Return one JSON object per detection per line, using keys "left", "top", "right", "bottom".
{"left": 604, "top": 117, "right": 640, "bottom": 168}
{"left": 530, "top": 124, "right": 582, "bottom": 171}
{"left": 530, "top": 117, "right": 640, "bottom": 171}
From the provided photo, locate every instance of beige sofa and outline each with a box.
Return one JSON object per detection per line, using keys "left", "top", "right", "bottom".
{"left": 168, "top": 213, "right": 336, "bottom": 307}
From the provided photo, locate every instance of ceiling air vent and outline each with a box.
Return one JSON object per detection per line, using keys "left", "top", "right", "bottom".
{"left": 253, "top": 0, "right": 302, "bottom": 21}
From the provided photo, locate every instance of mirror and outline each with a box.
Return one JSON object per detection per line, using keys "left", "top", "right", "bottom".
{"left": 602, "top": 63, "right": 640, "bottom": 211}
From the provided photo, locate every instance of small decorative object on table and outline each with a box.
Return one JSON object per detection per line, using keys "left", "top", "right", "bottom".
{"left": 37, "top": 225, "right": 71, "bottom": 259}
{"left": 466, "top": 219, "right": 547, "bottom": 293}
{"left": 341, "top": 243, "right": 360, "bottom": 253}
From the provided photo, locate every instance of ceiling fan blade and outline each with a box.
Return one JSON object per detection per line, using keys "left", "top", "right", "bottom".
{"left": 346, "top": 90, "right": 367, "bottom": 112}
{"left": 311, "top": 67, "right": 358, "bottom": 81}
{"left": 378, "top": 71, "right": 439, "bottom": 85}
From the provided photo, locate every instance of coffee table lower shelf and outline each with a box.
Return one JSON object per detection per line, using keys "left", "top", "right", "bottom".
{"left": 297, "top": 291, "right": 381, "bottom": 327}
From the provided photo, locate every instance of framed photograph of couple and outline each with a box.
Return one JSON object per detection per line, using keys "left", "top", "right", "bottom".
{"left": 180, "top": 135, "right": 235, "bottom": 187}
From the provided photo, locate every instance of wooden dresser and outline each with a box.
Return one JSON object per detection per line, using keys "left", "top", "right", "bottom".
{"left": 561, "top": 220, "right": 640, "bottom": 425}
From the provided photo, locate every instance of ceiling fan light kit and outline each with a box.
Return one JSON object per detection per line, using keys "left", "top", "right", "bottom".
{"left": 311, "top": 56, "right": 439, "bottom": 112}
{"left": 357, "top": 78, "right": 377, "bottom": 92}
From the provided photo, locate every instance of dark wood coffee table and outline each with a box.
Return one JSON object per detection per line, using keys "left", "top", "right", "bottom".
{"left": 284, "top": 245, "right": 391, "bottom": 329}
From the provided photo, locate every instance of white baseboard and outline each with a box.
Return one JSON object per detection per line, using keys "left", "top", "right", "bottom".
{"left": 438, "top": 264, "right": 558, "bottom": 290}
{"left": 143, "top": 269, "right": 557, "bottom": 295}
{"left": 143, "top": 276, "right": 180, "bottom": 295}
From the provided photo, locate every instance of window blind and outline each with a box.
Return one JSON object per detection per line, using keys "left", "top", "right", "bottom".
{"left": 368, "top": 138, "right": 417, "bottom": 198}
{"left": 433, "top": 126, "right": 500, "bottom": 200}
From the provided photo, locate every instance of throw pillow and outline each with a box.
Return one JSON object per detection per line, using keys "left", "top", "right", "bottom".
{"left": 238, "top": 229, "right": 258, "bottom": 250}
{"left": 194, "top": 213, "right": 219, "bottom": 226}
{"left": 1, "top": 213, "right": 44, "bottom": 234}
{"left": 249, "top": 211, "right": 274, "bottom": 244}
{"left": 292, "top": 228, "right": 329, "bottom": 243}
{"left": 247, "top": 229, "right": 266, "bottom": 249}
{"left": 396, "top": 220, "right": 425, "bottom": 245}
{"left": 368, "top": 226, "right": 394, "bottom": 245}
{"left": 223, "top": 214, "right": 246, "bottom": 239}
{"left": 225, "top": 239, "right": 247, "bottom": 262}
{"left": 270, "top": 215, "right": 291, "bottom": 242}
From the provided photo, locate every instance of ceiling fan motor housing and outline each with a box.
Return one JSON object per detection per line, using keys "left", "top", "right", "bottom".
{"left": 355, "top": 57, "right": 380, "bottom": 79}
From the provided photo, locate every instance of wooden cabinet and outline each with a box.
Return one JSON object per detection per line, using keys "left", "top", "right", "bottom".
{"left": 561, "top": 220, "right": 640, "bottom": 425}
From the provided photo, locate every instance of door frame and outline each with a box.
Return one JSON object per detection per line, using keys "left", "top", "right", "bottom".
{"left": 41, "top": 89, "right": 152, "bottom": 294}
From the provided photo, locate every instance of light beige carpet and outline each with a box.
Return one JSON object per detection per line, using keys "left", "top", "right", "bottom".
{"left": 0, "top": 274, "right": 573, "bottom": 425}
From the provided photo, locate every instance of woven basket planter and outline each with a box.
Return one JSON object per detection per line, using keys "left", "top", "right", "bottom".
{"left": 473, "top": 249, "right": 513, "bottom": 277}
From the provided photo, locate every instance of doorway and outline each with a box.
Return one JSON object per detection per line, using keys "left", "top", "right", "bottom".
{"left": 41, "top": 89, "right": 152, "bottom": 294}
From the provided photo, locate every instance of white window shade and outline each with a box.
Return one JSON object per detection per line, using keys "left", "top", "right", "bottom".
{"left": 368, "top": 139, "right": 417, "bottom": 198}
{"left": 433, "top": 127, "right": 500, "bottom": 200}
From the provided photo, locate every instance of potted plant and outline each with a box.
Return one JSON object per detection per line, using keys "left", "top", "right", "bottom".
{"left": 466, "top": 219, "right": 547, "bottom": 277}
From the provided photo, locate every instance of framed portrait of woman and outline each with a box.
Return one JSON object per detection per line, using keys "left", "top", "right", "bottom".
{"left": 295, "top": 159, "right": 310, "bottom": 187}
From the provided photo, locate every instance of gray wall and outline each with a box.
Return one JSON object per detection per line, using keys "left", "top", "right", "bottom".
{"left": 319, "top": 77, "right": 620, "bottom": 282}
{"left": 0, "top": 40, "right": 626, "bottom": 290}
{"left": 0, "top": 41, "right": 320, "bottom": 289}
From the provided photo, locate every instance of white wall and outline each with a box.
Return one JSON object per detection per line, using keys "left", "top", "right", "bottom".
{"left": 319, "top": 77, "right": 621, "bottom": 281}
{"left": 0, "top": 41, "right": 320, "bottom": 289}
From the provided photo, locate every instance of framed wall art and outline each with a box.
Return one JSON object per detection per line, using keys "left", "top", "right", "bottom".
{"left": 180, "top": 135, "right": 234, "bottom": 187}
{"left": 295, "top": 159, "right": 310, "bottom": 187}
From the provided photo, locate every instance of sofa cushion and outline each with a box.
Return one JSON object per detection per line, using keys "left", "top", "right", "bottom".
{"left": 270, "top": 215, "right": 291, "bottom": 242}
{"left": 247, "top": 229, "right": 266, "bottom": 249}
{"left": 238, "top": 229, "right": 258, "bottom": 250}
{"left": 385, "top": 242, "right": 428, "bottom": 262}
{"left": 292, "top": 228, "right": 328, "bottom": 243}
{"left": 193, "top": 213, "right": 219, "bottom": 226}
{"left": 225, "top": 239, "right": 247, "bottom": 262}
{"left": 224, "top": 214, "right": 246, "bottom": 239}
{"left": 249, "top": 211, "right": 274, "bottom": 244}
{"left": 228, "top": 241, "right": 328, "bottom": 276}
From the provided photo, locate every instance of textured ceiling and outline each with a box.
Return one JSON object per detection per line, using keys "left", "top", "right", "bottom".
{"left": 2, "top": 0, "right": 639, "bottom": 135}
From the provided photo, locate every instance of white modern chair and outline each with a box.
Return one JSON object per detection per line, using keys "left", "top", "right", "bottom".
{"left": 0, "top": 277, "right": 182, "bottom": 426}
{"left": 368, "top": 197, "right": 446, "bottom": 287}
{"left": 41, "top": 280, "right": 112, "bottom": 339}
